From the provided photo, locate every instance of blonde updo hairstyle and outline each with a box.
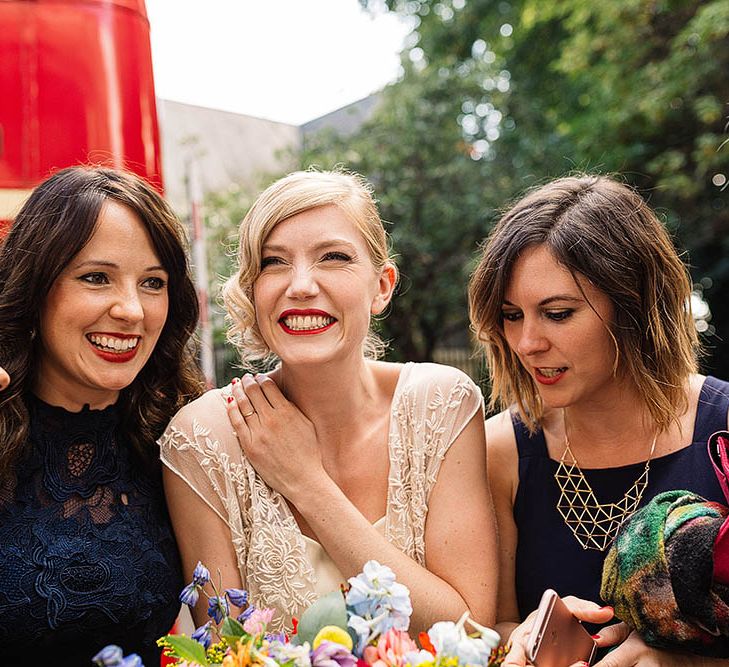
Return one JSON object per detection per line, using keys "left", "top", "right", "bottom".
{"left": 223, "top": 170, "right": 397, "bottom": 369}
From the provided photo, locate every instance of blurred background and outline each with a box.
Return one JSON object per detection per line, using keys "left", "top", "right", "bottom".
{"left": 2, "top": 0, "right": 728, "bottom": 394}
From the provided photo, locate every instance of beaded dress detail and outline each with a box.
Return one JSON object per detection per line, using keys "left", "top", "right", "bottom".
{"left": 0, "top": 396, "right": 183, "bottom": 667}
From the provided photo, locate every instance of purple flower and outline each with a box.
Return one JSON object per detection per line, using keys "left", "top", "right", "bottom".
{"left": 93, "top": 645, "right": 124, "bottom": 666}
{"left": 192, "top": 621, "right": 213, "bottom": 649}
{"left": 207, "top": 595, "right": 230, "bottom": 623}
{"left": 179, "top": 582, "right": 199, "bottom": 608}
{"left": 226, "top": 587, "right": 249, "bottom": 607}
{"left": 311, "top": 641, "right": 357, "bottom": 667}
{"left": 121, "top": 656, "right": 143, "bottom": 667}
{"left": 192, "top": 561, "right": 210, "bottom": 586}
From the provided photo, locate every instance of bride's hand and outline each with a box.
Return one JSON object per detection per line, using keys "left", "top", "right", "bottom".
{"left": 0, "top": 366, "right": 9, "bottom": 391}
{"left": 225, "top": 373, "right": 327, "bottom": 500}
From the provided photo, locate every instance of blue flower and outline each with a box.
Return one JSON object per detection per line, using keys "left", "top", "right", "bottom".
{"left": 192, "top": 621, "right": 213, "bottom": 649}
{"left": 226, "top": 587, "right": 249, "bottom": 607}
{"left": 121, "top": 655, "right": 144, "bottom": 667}
{"left": 207, "top": 595, "right": 230, "bottom": 623}
{"left": 192, "top": 561, "right": 210, "bottom": 586}
{"left": 179, "top": 582, "right": 199, "bottom": 608}
{"left": 237, "top": 604, "right": 255, "bottom": 623}
{"left": 93, "top": 645, "right": 124, "bottom": 666}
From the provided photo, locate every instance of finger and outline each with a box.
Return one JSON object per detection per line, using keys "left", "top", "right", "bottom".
{"left": 241, "top": 373, "right": 275, "bottom": 413}
{"left": 254, "top": 373, "right": 288, "bottom": 409}
{"left": 594, "top": 621, "right": 631, "bottom": 648}
{"left": 230, "top": 379, "right": 259, "bottom": 423}
{"left": 225, "top": 392, "right": 252, "bottom": 445}
{"left": 561, "top": 597, "right": 615, "bottom": 624}
{"left": 0, "top": 366, "right": 9, "bottom": 391}
{"left": 502, "top": 636, "right": 529, "bottom": 667}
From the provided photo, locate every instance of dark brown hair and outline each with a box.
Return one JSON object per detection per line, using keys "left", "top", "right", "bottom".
{"left": 469, "top": 174, "right": 698, "bottom": 431}
{"left": 0, "top": 166, "right": 205, "bottom": 475}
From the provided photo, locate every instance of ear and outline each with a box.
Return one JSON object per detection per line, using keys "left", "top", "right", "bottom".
{"left": 371, "top": 263, "right": 397, "bottom": 315}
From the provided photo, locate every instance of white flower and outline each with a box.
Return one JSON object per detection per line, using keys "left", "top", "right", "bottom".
{"left": 404, "top": 649, "right": 435, "bottom": 666}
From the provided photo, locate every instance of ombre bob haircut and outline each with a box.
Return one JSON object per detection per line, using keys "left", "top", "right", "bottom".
{"left": 0, "top": 166, "right": 205, "bottom": 476}
{"left": 469, "top": 174, "right": 699, "bottom": 432}
{"left": 223, "top": 169, "right": 397, "bottom": 369}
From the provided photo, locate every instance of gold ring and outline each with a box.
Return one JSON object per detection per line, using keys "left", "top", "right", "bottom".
{"left": 242, "top": 409, "right": 256, "bottom": 418}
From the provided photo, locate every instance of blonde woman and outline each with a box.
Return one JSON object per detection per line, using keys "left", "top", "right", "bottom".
{"left": 469, "top": 175, "right": 729, "bottom": 666}
{"left": 161, "top": 170, "right": 498, "bottom": 634}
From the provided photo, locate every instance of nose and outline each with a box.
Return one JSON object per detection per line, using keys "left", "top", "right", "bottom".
{"left": 515, "top": 316, "right": 550, "bottom": 357}
{"left": 109, "top": 285, "right": 145, "bottom": 323}
{"left": 285, "top": 264, "right": 319, "bottom": 300}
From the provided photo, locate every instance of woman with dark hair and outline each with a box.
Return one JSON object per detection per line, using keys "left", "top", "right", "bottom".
{"left": 468, "top": 175, "right": 729, "bottom": 665}
{"left": 0, "top": 166, "right": 204, "bottom": 665}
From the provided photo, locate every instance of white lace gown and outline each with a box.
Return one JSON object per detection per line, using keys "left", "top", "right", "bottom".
{"left": 159, "top": 362, "right": 483, "bottom": 631}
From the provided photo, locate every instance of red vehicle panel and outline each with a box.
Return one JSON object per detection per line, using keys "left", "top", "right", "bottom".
{"left": 0, "top": 0, "right": 162, "bottom": 223}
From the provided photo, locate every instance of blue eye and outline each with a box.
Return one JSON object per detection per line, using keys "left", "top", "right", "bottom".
{"left": 261, "top": 256, "right": 285, "bottom": 269}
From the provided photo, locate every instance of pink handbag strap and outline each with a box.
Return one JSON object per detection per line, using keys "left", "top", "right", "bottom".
{"left": 709, "top": 431, "right": 729, "bottom": 584}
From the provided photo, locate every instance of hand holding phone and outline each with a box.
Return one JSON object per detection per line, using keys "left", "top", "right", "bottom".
{"left": 526, "top": 589, "right": 597, "bottom": 667}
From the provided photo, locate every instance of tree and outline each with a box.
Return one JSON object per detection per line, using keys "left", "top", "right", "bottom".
{"left": 364, "top": 0, "right": 729, "bottom": 375}
{"left": 300, "top": 62, "right": 507, "bottom": 362}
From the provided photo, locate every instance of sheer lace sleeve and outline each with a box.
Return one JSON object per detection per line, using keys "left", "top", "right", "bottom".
{"left": 158, "top": 388, "right": 318, "bottom": 631}
{"left": 387, "top": 363, "right": 484, "bottom": 564}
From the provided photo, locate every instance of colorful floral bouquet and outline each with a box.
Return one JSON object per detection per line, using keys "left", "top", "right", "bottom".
{"left": 94, "top": 560, "right": 507, "bottom": 667}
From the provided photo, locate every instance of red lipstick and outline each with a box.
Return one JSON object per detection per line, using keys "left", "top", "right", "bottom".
{"left": 278, "top": 309, "right": 336, "bottom": 336}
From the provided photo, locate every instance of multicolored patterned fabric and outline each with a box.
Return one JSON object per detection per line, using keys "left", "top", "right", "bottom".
{"left": 601, "top": 489, "right": 729, "bottom": 657}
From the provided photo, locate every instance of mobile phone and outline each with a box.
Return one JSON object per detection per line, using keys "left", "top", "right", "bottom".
{"left": 526, "top": 589, "right": 597, "bottom": 667}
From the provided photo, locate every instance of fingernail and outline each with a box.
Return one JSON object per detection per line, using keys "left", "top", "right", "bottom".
{"left": 227, "top": 396, "right": 234, "bottom": 403}
{"left": 231, "top": 377, "right": 238, "bottom": 385}
{"left": 600, "top": 605, "right": 613, "bottom": 611}
{"left": 591, "top": 634, "right": 601, "bottom": 640}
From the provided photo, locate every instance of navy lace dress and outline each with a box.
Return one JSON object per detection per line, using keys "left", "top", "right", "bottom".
{"left": 0, "top": 396, "right": 183, "bottom": 666}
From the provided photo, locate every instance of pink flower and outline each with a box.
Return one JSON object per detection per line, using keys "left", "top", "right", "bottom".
{"left": 363, "top": 629, "right": 418, "bottom": 667}
{"left": 243, "top": 607, "right": 275, "bottom": 634}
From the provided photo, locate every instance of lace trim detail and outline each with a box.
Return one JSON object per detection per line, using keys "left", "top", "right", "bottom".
{"left": 159, "top": 363, "right": 480, "bottom": 631}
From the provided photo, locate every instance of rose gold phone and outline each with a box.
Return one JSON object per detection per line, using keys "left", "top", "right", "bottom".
{"left": 526, "top": 589, "right": 597, "bottom": 667}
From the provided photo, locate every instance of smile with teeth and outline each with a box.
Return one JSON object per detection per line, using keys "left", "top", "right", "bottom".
{"left": 537, "top": 367, "right": 567, "bottom": 378}
{"left": 281, "top": 315, "right": 335, "bottom": 331}
{"left": 87, "top": 334, "right": 140, "bottom": 352}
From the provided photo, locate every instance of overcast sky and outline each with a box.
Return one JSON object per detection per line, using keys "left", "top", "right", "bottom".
{"left": 144, "top": 0, "right": 411, "bottom": 126}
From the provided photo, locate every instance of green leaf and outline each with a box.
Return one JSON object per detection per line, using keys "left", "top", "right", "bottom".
{"left": 220, "top": 615, "right": 247, "bottom": 637}
{"left": 293, "top": 590, "right": 348, "bottom": 646}
{"left": 163, "top": 635, "right": 209, "bottom": 666}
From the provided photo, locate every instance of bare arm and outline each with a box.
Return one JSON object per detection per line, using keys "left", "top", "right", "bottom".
{"left": 163, "top": 465, "right": 243, "bottom": 627}
{"left": 227, "top": 375, "right": 499, "bottom": 633}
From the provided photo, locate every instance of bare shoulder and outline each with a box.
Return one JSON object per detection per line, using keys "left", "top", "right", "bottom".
{"left": 484, "top": 409, "right": 519, "bottom": 499}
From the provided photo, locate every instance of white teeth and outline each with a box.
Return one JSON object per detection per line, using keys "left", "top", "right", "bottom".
{"left": 88, "top": 334, "right": 139, "bottom": 352}
{"left": 283, "top": 315, "right": 334, "bottom": 331}
{"left": 538, "top": 367, "right": 566, "bottom": 378}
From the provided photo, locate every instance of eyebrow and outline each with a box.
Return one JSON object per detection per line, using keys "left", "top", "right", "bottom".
{"left": 262, "top": 239, "right": 358, "bottom": 253}
{"left": 72, "top": 260, "right": 167, "bottom": 272}
{"left": 503, "top": 295, "right": 584, "bottom": 307}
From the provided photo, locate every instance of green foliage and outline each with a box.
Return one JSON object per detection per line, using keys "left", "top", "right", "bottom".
{"left": 364, "top": 0, "right": 729, "bottom": 375}
{"left": 292, "top": 590, "right": 348, "bottom": 646}
{"left": 162, "top": 634, "right": 209, "bottom": 666}
{"left": 301, "top": 63, "right": 507, "bottom": 360}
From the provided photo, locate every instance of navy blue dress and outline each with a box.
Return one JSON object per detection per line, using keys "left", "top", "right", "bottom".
{"left": 513, "top": 376, "right": 729, "bottom": 621}
{"left": 0, "top": 396, "right": 183, "bottom": 666}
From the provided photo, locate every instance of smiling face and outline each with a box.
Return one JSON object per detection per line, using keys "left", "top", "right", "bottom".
{"left": 36, "top": 200, "right": 169, "bottom": 410}
{"left": 253, "top": 204, "right": 395, "bottom": 368}
{"left": 501, "top": 244, "right": 618, "bottom": 410}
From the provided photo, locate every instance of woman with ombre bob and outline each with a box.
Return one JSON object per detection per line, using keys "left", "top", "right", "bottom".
{"left": 160, "top": 169, "right": 498, "bottom": 635}
{"left": 0, "top": 166, "right": 204, "bottom": 665}
{"left": 469, "top": 174, "right": 729, "bottom": 666}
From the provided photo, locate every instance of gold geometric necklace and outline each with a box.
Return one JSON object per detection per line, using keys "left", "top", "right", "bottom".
{"left": 554, "top": 417, "right": 658, "bottom": 552}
